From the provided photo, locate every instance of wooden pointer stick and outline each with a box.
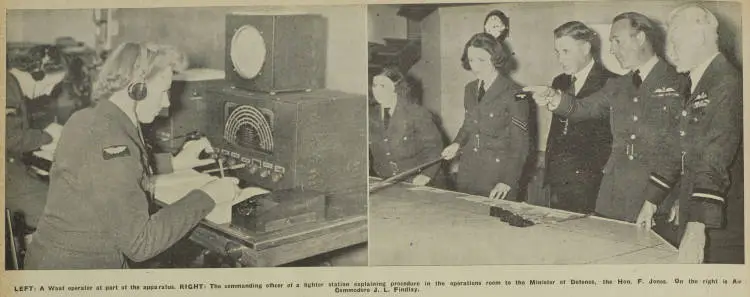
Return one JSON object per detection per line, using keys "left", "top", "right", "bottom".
{"left": 369, "top": 157, "right": 445, "bottom": 193}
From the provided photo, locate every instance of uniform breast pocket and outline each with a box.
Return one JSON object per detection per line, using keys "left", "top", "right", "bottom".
{"left": 478, "top": 109, "right": 510, "bottom": 138}
{"left": 649, "top": 101, "right": 677, "bottom": 126}
{"left": 391, "top": 126, "right": 419, "bottom": 158}
{"left": 689, "top": 103, "right": 708, "bottom": 121}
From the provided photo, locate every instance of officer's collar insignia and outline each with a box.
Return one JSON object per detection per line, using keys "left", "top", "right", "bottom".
{"left": 653, "top": 87, "right": 680, "bottom": 97}
{"left": 103, "top": 145, "right": 130, "bottom": 160}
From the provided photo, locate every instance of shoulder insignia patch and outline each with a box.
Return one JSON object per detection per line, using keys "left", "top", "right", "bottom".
{"left": 515, "top": 91, "right": 530, "bottom": 101}
{"left": 103, "top": 145, "right": 130, "bottom": 160}
{"left": 6, "top": 107, "right": 18, "bottom": 116}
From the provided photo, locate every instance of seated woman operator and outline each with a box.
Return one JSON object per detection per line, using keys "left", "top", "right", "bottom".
{"left": 24, "top": 42, "right": 240, "bottom": 270}
{"left": 6, "top": 46, "right": 66, "bottom": 231}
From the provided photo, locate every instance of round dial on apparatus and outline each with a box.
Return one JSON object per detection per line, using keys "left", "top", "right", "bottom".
{"left": 230, "top": 25, "right": 266, "bottom": 79}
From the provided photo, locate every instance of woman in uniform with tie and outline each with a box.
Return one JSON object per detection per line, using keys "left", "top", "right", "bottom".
{"left": 369, "top": 67, "right": 446, "bottom": 188}
{"left": 441, "top": 33, "right": 530, "bottom": 200}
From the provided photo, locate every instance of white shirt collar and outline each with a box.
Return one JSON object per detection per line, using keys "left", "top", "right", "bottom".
{"left": 572, "top": 59, "right": 595, "bottom": 95}
{"left": 689, "top": 52, "right": 719, "bottom": 93}
{"left": 480, "top": 73, "right": 498, "bottom": 92}
{"left": 9, "top": 68, "right": 66, "bottom": 100}
{"left": 380, "top": 105, "right": 394, "bottom": 121}
{"left": 636, "top": 55, "right": 659, "bottom": 81}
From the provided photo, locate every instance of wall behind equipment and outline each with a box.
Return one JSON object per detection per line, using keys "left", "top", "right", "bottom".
{"left": 405, "top": 1, "right": 742, "bottom": 141}
{"left": 368, "top": 5, "right": 407, "bottom": 44}
{"left": 111, "top": 5, "right": 367, "bottom": 95}
{"left": 6, "top": 9, "right": 97, "bottom": 46}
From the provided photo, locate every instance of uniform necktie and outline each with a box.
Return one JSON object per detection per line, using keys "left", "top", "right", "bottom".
{"left": 686, "top": 73, "right": 693, "bottom": 99}
{"left": 632, "top": 70, "right": 642, "bottom": 88}
{"left": 570, "top": 75, "right": 578, "bottom": 96}
{"left": 559, "top": 75, "right": 577, "bottom": 136}
{"left": 477, "top": 80, "right": 486, "bottom": 103}
{"left": 383, "top": 108, "right": 391, "bottom": 129}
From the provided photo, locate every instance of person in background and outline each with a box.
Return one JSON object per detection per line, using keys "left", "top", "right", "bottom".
{"left": 5, "top": 45, "right": 66, "bottom": 231}
{"left": 369, "top": 67, "right": 446, "bottom": 188}
{"left": 24, "top": 42, "right": 240, "bottom": 270}
{"left": 524, "top": 12, "right": 686, "bottom": 223}
{"left": 636, "top": 5, "right": 743, "bottom": 264}
{"left": 483, "top": 10, "right": 510, "bottom": 43}
{"left": 539, "top": 21, "right": 615, "bottom": 213}
{"left": 441, "top": 33, "right": 530, "bottom": 200}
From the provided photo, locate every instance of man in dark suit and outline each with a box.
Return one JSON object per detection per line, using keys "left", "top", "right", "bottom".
{"left": 540, "top": 21, "right": 615, "bottom": 214}
{"left": 525, "top": 12, "right": 686, "bottom": 223}
{"left": 636, "top": 5, "right": 743, "bottom": 264}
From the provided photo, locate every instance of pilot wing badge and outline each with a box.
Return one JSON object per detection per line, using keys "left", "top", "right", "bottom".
{"left": 102, "top": 145, "right": 131, "bottom": 160}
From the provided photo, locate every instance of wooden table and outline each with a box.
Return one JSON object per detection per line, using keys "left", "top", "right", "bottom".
{"left": 155, "top": 172, "right": 368, "bottom": 267}
{"left": 369, "top": 179, "right": 678, "bottom": 265}
{"left": 183, "top": 212, "right": 367, "bottom": 267}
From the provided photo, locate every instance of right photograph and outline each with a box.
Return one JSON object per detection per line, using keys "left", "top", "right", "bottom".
{"left": 367, "top": 1, "right": 743, "bottom": 265}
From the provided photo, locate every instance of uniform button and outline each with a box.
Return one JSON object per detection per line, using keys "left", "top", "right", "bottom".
{"left": 384, "top": 138, "right": 389, "bottom": 142}
{"left": 633, "top": 115, "right": 638, "bottom": 122}
{"left": 474, "top": 120, "right": 478, "bottom": 124}
{"left": 633, "top": 97, "right": 639, "bottom": 103}
{"left": 663, "top": 106, "right": 667, "bottom": 111}
{"left": 679, "top": 130, "right": 686, "bottom": 137}
{"left": 386, "top": 152, "right": 391, "bottom": 156}
{"left": 495, "top": 158, "right": 500, "bottom": 163}
{"left": 682, "top": 110, "right": 688, "bottom": 117}
{"left": 473, "top": 148, "right": 478, "bottom": 152}
{"left": 490, "top": 113, "right": 494, "bottom": 118}
{"left": 575, "top": 170, "right": 581, "bottom": 174}
{"left": 403, "top": 136, "right": 408, "bottom": 140}
{"left": 630, "top": 134, "right": 636, "bottom": 140}
{"left": 628, "top": 155, "right": 634, "bottom": 160}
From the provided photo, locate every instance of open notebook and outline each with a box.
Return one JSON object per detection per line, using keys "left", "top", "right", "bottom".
{"left": 153, "top": 170, "right": 269, "bottom": 224}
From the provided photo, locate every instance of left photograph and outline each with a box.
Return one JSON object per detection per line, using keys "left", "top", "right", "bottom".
{"left": 4, "top": 5, "right": 369, "bottom": 270}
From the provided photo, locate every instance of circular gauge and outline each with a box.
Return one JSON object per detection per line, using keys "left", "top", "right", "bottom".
{"left": 230, "top": 25, "right": 266, "bottom": 79}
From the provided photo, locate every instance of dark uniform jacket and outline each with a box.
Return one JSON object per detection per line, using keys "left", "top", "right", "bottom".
{"left": 553, "top": 58, "right": 685, "bottom": 222}
{"left": 645, "top": 54, "right": 743, "bottom": 263}
{"left": 545, "top": 62, "right": 615, "bottom": 213}
{"left": 5, "top": 72, "right": 54, "bottom": 229}
{"left": 25, "top": 100, "right": 216, "bottom": 270}
{"left": 369, "top": 101, "right": 446, "bottom": 187}
{"left": 454, "top": 76, "right": 530, "bottom": 198}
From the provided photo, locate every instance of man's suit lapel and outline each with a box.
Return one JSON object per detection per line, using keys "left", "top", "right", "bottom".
{"left": 577, "top": 63, "right": 607, "bottom": 99}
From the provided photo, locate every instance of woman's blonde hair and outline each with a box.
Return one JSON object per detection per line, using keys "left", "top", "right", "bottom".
{"left": 91, "top": 42, "right": 188, "bottom": 102}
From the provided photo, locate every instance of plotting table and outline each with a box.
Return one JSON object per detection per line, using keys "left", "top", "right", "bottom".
{"left": 369, "top": 179, "right": 678, "bottom": 265}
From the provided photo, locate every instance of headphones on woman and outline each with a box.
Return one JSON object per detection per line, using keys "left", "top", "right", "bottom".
{"left": 127, "top": 44, "right": 149, "bottom": 101}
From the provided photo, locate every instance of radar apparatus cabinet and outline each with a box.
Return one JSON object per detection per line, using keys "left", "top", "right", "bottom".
{"left": 205, "top": 86, "right": 368, "bottom": 231}
{"left": 204, "top": 12, "right": 365, "bottom": 235}
{"left": 226, "top": 12, "right": 327, "bottom": 94}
